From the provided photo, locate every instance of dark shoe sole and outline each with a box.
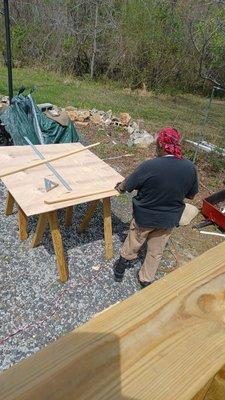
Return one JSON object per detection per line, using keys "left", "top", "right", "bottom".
{"left": 113, "top": 256, "right": 136, "bottom": 282}
{"left": 137, "top": 271, "right": 153, "bottom": 288}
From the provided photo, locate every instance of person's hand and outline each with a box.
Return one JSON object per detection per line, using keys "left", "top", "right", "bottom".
{"left": 114, "top": 181, "right": 126, "bottom": 194}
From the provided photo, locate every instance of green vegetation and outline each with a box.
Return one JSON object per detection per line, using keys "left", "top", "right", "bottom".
{"left": 1, "top": 67, "right": 225, "bottom": 149}
{"left": 1, "top": 1, "right": 225, "bottom": 92}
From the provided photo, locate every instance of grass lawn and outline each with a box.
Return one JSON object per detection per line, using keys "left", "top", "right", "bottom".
{"left": 0, "top": 67, "right": 225, "bottom": 146}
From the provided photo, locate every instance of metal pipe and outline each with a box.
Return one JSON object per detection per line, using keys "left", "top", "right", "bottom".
{"left": 3, "top": 0, "right": 13, "bottom": 103}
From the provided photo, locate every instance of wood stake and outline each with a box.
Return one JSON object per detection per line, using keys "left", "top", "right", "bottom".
{"left": 0, "top": 142, "right": 100, "bottom": 178}
{"left": 44, "top": 188, "right": 117, "bottom": 205}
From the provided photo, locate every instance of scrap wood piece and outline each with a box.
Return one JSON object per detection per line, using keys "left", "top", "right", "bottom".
{"left": 44, "top": 188, "right": 117, "bottom": 204}
{"left": 0, "top": 142, "right": 100, "bottom": 178}
{"left": 1, "top": 242, "right": 225, "bottom": 400}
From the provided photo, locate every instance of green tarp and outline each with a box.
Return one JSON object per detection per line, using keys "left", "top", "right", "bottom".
{"left": 0, "top": 94, "right": 79, "bottom": 145}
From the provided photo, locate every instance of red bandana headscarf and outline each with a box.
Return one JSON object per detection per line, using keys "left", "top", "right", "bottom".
{"left": 156, "top": 127, "right": 183, "bottom": 159}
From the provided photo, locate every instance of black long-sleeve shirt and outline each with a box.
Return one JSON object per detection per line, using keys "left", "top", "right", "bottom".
{"left": 124, "top": 156, "right": 198, "bottom": 229}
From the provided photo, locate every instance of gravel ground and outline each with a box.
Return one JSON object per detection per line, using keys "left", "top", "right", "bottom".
{"left": 0, "top": 182, "right": 174, "bottom": 372}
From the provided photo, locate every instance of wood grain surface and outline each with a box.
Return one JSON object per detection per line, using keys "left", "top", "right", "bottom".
{"left": 0, "top": 143, "right": 123, "bottom": 216}
{"left": 1, "top": 241, "right": 225, "bottom": 400}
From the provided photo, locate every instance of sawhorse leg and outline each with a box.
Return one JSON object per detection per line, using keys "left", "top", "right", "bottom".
{"left": 32, "top": 211, "right": 69, "bottom": 283}
{"left": 48, "top": 211, "right": 69, "bottom": 282}
{"left": 65, "top": 206, "right": 73, "bottom": 227}
{"left": 78, "top": 200, "right": 99, "bottom": 233}
{"left": 17, "top": 206, "right": 28, "bottom": 240}
{"left": 5, "top": 191, "right": 15, "bottom": 216}
{"left": 32, "top": 213, "right": 48, "bottom": 248}
{"left": 103, "top": 197, "right": 113, "bottom": 259}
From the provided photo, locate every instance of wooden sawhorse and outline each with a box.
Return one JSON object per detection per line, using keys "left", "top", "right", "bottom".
{"left": 5, "top": 191, "right": 113, "bottom": 283}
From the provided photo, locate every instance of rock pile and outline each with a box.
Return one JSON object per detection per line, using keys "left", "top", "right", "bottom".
{"left": 65, "top": 106, "right": 131, "bottom": 128}
{"left": 64, "top": 106, "right": 155, "bottom": 148}
{"left": 0, "top": 94, "right": 154, "bottom": 148}
{"left": 126, "top": 122, "right": 155, "bottom": 148}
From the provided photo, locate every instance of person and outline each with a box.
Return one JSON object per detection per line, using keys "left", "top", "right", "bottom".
{"left": 114, "top": 127, "right": 198, "bottom": 287}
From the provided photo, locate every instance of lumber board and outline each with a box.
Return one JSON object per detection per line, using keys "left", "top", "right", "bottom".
{"left": 0, "top": 143, "right": 123, "bottom": 216}
{"left": 44, "top": 188, "right": 116, "bottom": 204}
{"left": 1, "top": 241, "right": 225, "bottom": 400}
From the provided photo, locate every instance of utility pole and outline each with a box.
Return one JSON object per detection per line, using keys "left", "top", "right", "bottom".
{"left": 3, "top": 0, "right": 13, "bottom": 103}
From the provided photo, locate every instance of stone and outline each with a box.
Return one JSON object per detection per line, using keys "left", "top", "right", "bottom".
{"left": 90, "top": 108, "right": 98, "bottom": 115}
{"left": 120, "top": 112, "right": 131, "bottom": 126}
{"left": 127, "top": 125, "right": 135, "bottom": 135}
{"left": 66, "top": 109, "right": 90, "bottom": 122}
{"left": 104, "top": 110, "right": 112, "bottom": 119}
{"left": 112, "top": 120, "right": 121, "bottom": 126}
{"left": 49, "top": 109, "right": 60, "bottom": 117}
{"left": 127, "top": 129, "right": 155, "bottom": 148}
{"left": 111, "top": 116, "right": 120, "bottom": 126}
{"left": 112, "top": 116, "right": 120, "bottom": 122}
{"left": 133, "top": 132, "right": 155, "bottom": 148}
{"left": 0, "top": 104, "right": 8, "bottom": 113}
{"left": 1, "top": 96, "right": 9, "bottom": 103}
{"left": 103, "top": 118, "right": 112, "bottom": 126}
{"left": 90, "top": 113, "right": 103, "bottom": 124}
{"left": 126, "top": 122, "right": 139, "bottom": 133}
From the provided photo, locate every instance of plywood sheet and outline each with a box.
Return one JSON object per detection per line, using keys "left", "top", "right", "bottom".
{"left": 0, "top": 143, "right": 123, "bottom": 216}
{"left": 1, "top": 241, "right": 225, "bottom": 400}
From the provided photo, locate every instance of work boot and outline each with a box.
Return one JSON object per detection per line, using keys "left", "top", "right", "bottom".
{"left": 137, "top": 271, "right": 153, "bottom": 289}
{"left": 114, "top": 256, "right": 135, "bottom": 282}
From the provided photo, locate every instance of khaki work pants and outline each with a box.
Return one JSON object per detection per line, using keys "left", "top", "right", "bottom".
{"left": 121, "top": 219, "right": 172, "bottom": 282}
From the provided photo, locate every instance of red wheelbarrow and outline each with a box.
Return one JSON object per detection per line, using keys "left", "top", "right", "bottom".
{"left": 202, "top": 189, "right": 225, "bottom": 230}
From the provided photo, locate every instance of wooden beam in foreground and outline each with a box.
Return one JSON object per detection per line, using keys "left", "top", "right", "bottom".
{"left": 1, "top": 241, "right": 225, "bottom": 400}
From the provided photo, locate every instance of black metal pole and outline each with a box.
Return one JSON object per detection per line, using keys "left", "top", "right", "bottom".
{"left": 3, "top": 0, "right": 13, "bottom": 103}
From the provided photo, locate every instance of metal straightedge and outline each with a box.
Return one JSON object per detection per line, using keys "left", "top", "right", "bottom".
{"left": 24, "top": 136, "right": 72, "bottom": 192}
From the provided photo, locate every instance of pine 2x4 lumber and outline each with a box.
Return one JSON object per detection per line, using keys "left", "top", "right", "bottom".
{"left": 1, "top": 242, "right": 225, "bottom": 399}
